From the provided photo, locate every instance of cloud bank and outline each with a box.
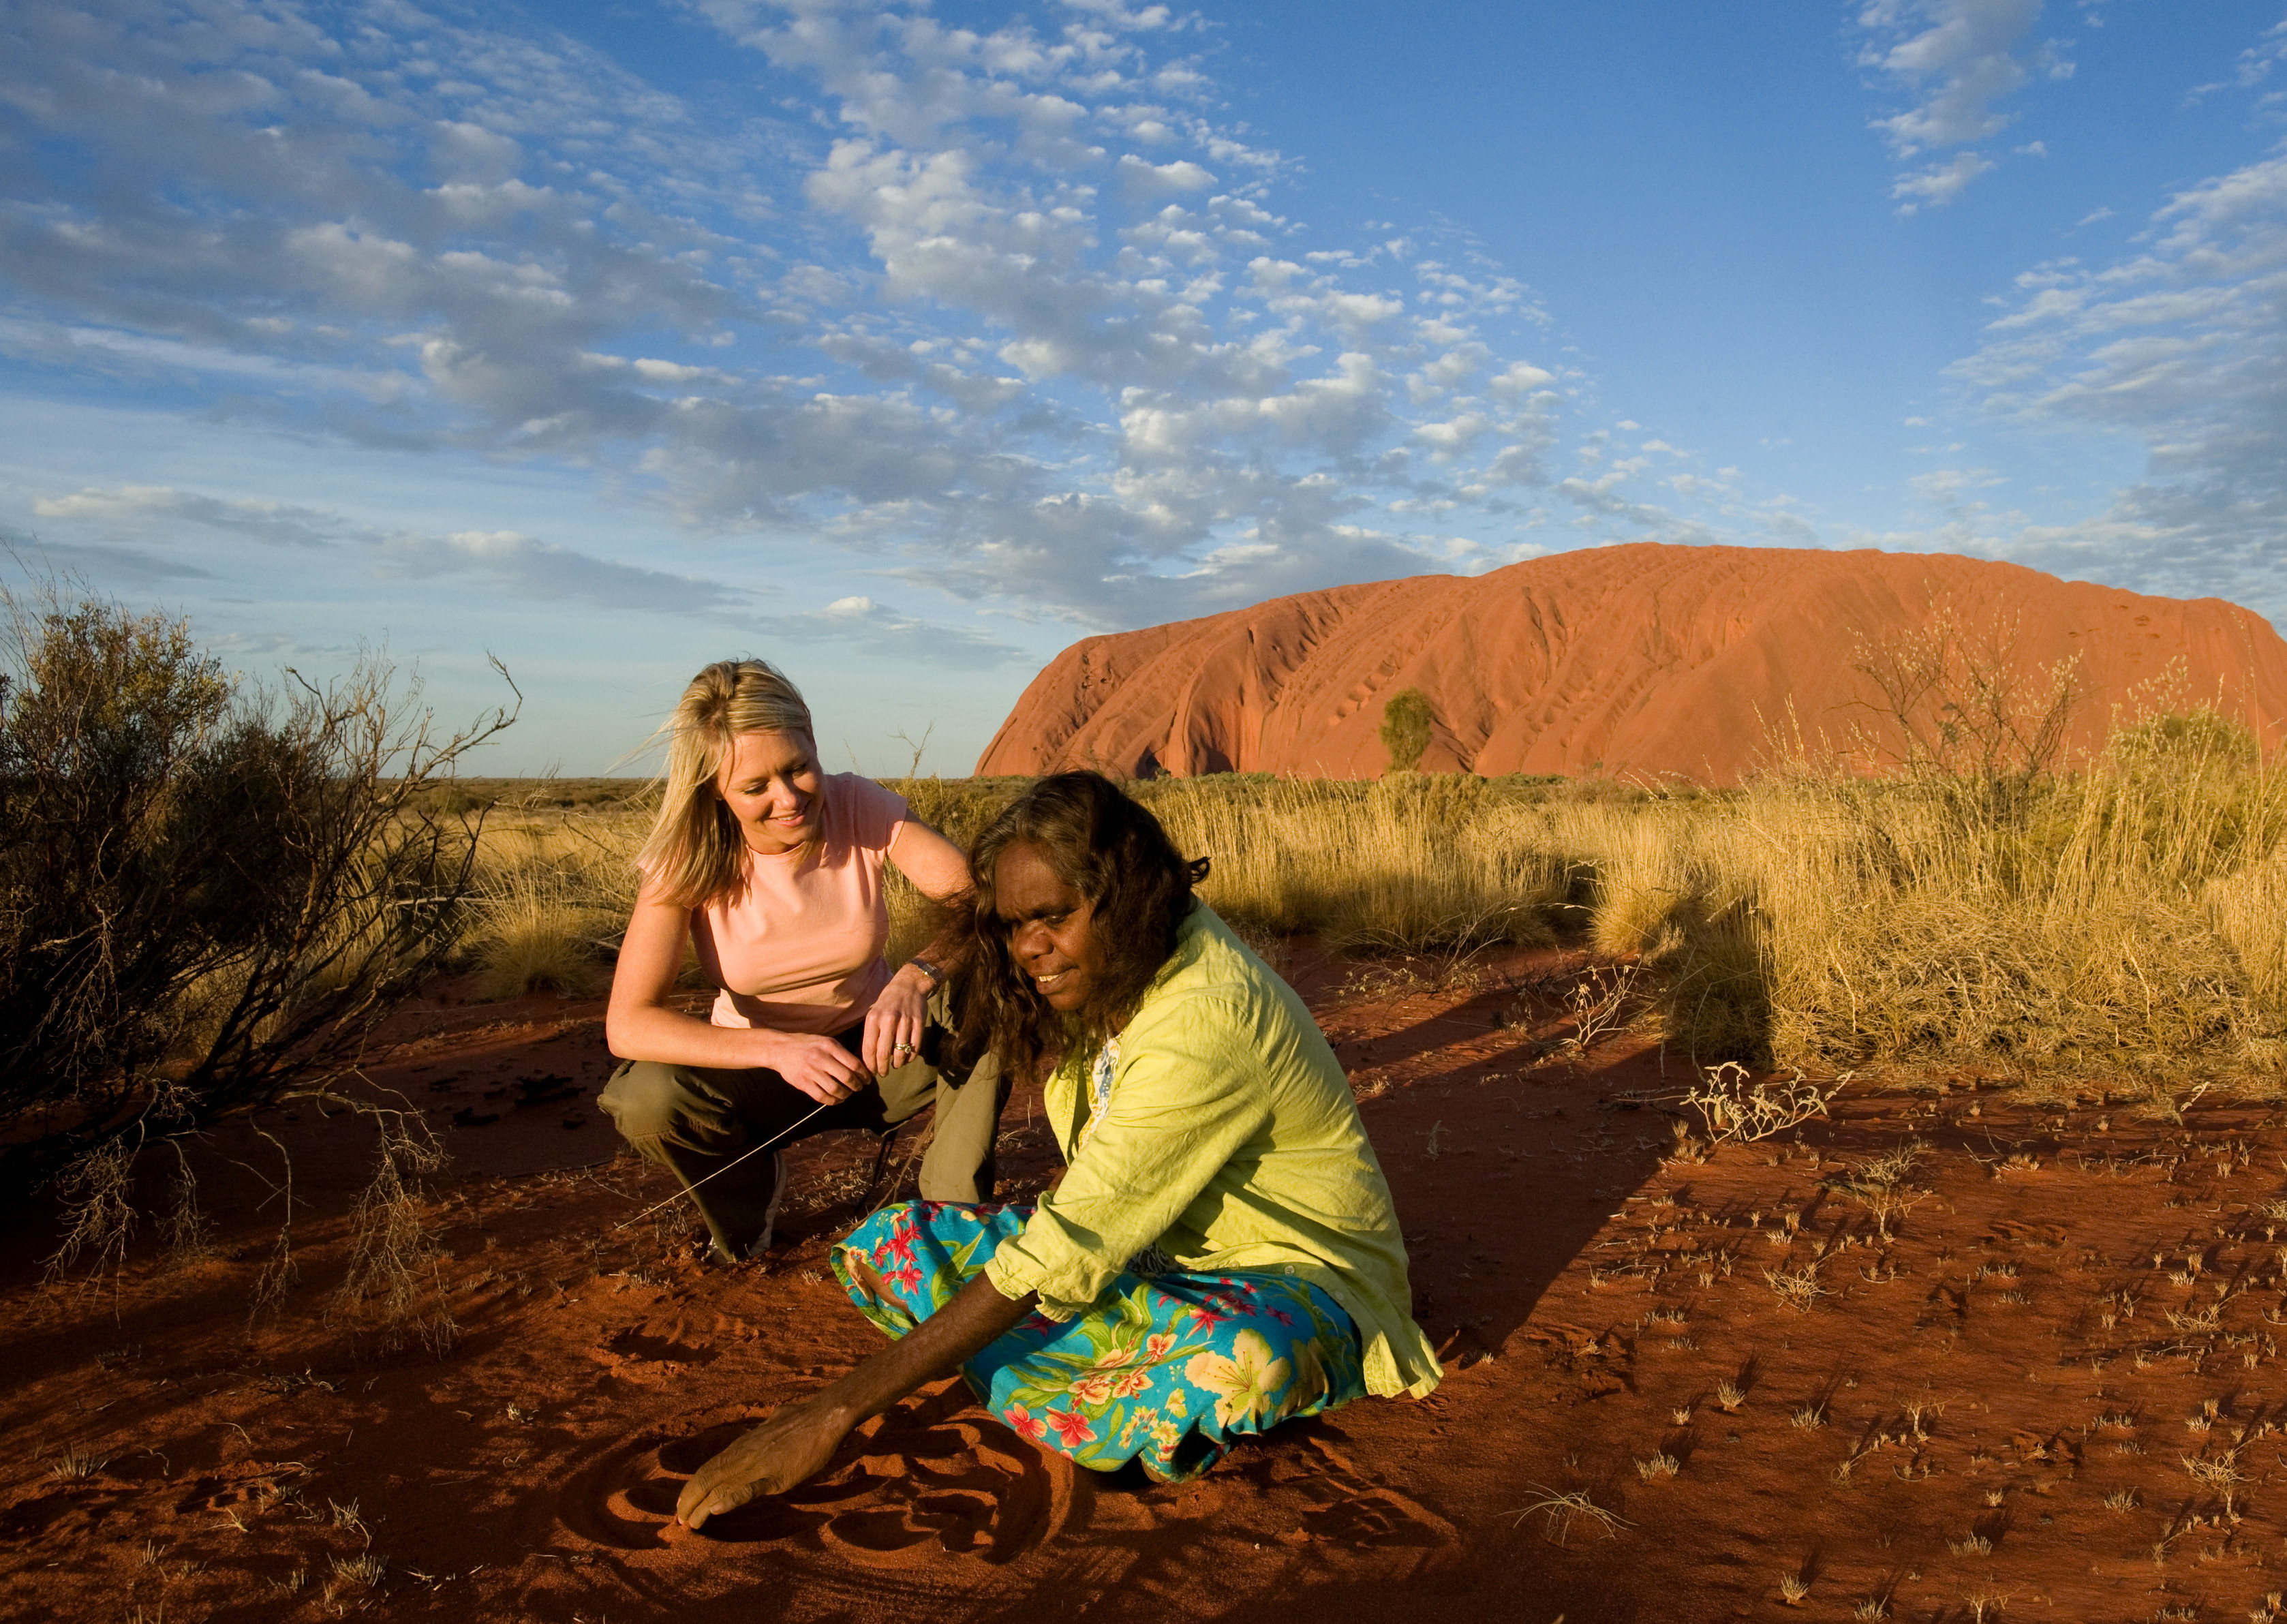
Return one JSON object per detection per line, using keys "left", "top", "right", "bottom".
{"left": 0, "top": 0, "right": 1802, "bottom": 639}
{"left": 1938, "top": 150, "right": 2287, "bottom": 610}
{"left": 0, "top": 0, "right": 2280, "bottom": 673}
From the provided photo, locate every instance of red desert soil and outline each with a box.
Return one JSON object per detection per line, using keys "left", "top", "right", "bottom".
{"left": 11, "top": 953, "right": 2287, "bottom": 1623}
{"left": 974, "top": 541, "right": 2287, "bottom": 782}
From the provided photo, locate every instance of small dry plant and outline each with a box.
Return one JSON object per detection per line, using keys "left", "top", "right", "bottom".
{"left": 1764, "top": 1260, "right": 1826, "bottom": 1313}
{"left": 1565, "top": 962, "right": 1645, "bottom": 1057}
{"left": 332, "top": 1114, "right": 457, "bottom": 1355}
{"left": 1828, "top": 1140, "right": 1929, "bottom": 1242}
{"left": 2184, "top": 1450, "right": 2247, "bottom": 1520}
{"left": 1681, "top": 1061, "right": 1847, "bottom": 1148}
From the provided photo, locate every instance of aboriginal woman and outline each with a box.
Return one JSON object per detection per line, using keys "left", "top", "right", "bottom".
{"left": 674, "top": 769, "right": 1437, "bottom": 1520}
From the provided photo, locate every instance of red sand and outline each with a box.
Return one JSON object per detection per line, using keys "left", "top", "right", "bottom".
{"left": 975, "top": 542, "right": 2287, "bottom": 782}
{"left": 10, "top": 955, "right": 2287, "bottom": 1622}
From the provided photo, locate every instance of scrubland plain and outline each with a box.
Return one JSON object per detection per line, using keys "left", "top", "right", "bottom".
{"left": 7, "top": 707, "right": 2287, "bottom": 1623}
{"left": 462, "top": 703, "right": 2287, "bottom": 1098}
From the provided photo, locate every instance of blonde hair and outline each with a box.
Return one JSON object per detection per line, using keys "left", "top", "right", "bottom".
{"left": 638, "top": 659, "right": 817, "bottom": 907}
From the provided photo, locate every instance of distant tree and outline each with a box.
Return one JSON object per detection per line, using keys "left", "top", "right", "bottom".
{"left": 1379, "top": 687, "right": 1434, "bottom": 774}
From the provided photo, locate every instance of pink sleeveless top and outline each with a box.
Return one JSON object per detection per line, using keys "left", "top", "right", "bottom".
{"left": 688, "top": 774, "right": 913, "bottom": 1037}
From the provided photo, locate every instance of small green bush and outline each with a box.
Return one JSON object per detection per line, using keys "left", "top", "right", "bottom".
{"left": 1379, "top": 687, "right": 1434, "bottom": 774}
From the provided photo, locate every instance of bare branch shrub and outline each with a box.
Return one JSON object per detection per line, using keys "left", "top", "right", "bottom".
{"left": 1847, "top": 598, "right": 2084, "bottom": 814}
{"left": 42, "top": 1132, "right": 138, "bottom": 1287}
{"left": 0, "top": 585, "right": 517, "bottom": 1189}
{"left": 160, "top": 1137, "right": 216, "bottom": 1267}
{"left": 1826, "top": 1141, "right": 1928, "bottom": 1242}
{"left": 1565, "top": 962, "right": 1645, "bottom": 1057}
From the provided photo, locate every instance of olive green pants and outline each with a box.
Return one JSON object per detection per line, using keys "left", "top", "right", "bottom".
{"left": 598, "top": 1019, "right": 1006, "bottom": 1259}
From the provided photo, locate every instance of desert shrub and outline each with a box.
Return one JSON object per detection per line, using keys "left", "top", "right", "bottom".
{"left": 0, "top": 589, "right": 515, "bottom": 1184}
{"left": 1379, "top": 687, "right": 1433, "bottom": 773}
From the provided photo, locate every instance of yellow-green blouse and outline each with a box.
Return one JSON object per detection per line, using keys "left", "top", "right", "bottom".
{"left": 983, "top": 904, "right": 1442, "bottom": 1399}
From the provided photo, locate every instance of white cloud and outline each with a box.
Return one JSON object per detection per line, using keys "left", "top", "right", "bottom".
{"left": 33, "top": 485, "right": 339, "bottom": 547}
{"left": 30, "top": 481, "right": 752, "bottom": 617}
{"left": 1890, "top": 151, "right": 1999, "bottom": 214}
{"left": 1116, "top": 153, "right": 1215, "bottom": 198}
{"left": 1858, "top": 0, "right": 2056, "bottom": 209}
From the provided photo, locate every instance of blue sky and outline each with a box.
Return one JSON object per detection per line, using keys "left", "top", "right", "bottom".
{"left": 3, "top": 0, "right": 2284, "bottom": 774}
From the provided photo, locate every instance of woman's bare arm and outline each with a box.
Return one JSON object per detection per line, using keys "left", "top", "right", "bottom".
{"left": 603, "top": 882, "right": 874, "bottom": 1105}
{"left": 859, "top": 818, "right": 975, "bottom": 1074}
{"left": 677, "top": 1270, "right": 1037, "bottom": 1530}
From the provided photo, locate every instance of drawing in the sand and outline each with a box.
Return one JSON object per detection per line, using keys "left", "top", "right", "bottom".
{"left": 666, "top": 770, "right": 1440, "bottom": 1524}
{"left": 598, "top": 658, "right": 1008, "bottom": 1262}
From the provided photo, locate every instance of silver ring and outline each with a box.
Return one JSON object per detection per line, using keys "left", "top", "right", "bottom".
{"left": 893, "top": 1041, "right": 912, "bottom": 1058}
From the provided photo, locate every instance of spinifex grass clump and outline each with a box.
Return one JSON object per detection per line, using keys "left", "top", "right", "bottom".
{"left": 1741, "top": 714, "right": 2287, "bottom": 1083}
{"left": 1140, "top": 771, "right": 1567, "bottom": 969}
{"left": 1535, "top": 688, "right": 2286, "bottom": 1078}
{"left": 463, "top": 798, "right": 647, "bottom": 1000}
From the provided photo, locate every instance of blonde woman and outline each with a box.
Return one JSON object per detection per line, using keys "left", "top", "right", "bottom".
{"left": 600, "top": 660, "right": 1002, "bottom": 1263}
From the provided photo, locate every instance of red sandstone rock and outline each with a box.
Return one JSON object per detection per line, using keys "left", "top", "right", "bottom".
{"left": 974, "top": 542, "right": 2287, "bottom": 784}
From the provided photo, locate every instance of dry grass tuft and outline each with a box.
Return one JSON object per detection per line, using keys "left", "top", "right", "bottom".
{"left": 48, "top": 1444, "right": 108, "bottom": 1481}
{"left": 1509, "top": 1484, "right": 1632, "bottom": 1547}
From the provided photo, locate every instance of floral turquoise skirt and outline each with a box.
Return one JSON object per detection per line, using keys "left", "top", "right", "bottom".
{"left": 831, "top": 1201, "right": 1368, "bottom": 1482}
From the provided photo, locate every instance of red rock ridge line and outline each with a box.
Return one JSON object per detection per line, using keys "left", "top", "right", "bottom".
{"left": 974, "top": 542, "right": 2287, "bottom": 785}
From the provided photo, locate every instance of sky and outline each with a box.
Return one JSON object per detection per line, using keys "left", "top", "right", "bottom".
{"left": 3, "top": 0, "right": 2284, "bottom": 775}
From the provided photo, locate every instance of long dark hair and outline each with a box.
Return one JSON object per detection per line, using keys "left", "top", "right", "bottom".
{"left": 955, "top": 771, "right": 1207, "bottom": 1083}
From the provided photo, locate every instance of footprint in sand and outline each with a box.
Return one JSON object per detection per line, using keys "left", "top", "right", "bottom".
{"left": 560, "top": 1385, "right": 1074, "bottom": 1565}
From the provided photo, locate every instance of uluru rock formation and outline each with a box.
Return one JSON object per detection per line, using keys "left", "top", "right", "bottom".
{"left": 975, "top": 543, "right": 2287, "bottom": 784}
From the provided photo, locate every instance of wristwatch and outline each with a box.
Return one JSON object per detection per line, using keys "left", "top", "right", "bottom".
{"left": 908, "top": 955, "right": 945, "bottom": 992}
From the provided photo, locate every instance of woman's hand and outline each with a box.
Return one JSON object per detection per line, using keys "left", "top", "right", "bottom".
{"left": 675, "top": 1270, "right": 1037, "bottom": 1534}
{"left": 861, "top": 967, "right": 930, "bottom": 1076}
{"left": 677, "top": 1395, "right": 853, "bottom": 1531}
{"left": 765, "top": 1032, "right": 874, "bottom": 1105}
